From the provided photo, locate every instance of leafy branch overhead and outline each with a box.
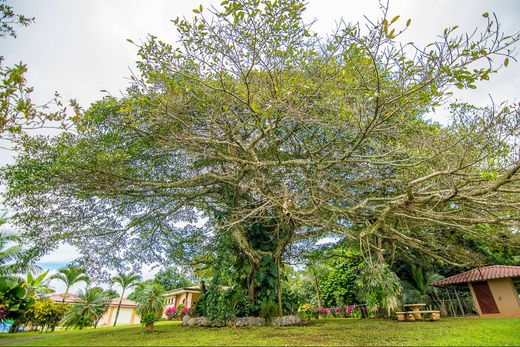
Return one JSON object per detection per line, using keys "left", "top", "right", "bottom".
{"left": 2, "top": 0, "right": 520, "bottom": 298}
{"left": 0, "top": 0, "right": 81, "bottom": 146}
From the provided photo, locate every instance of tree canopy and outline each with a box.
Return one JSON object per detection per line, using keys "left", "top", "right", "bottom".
{"left": 2, "top": 0, "right": 520, "bottom": 304}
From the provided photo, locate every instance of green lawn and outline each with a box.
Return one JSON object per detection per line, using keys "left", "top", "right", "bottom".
{"left": 1, "top": 318, "right": 519, "bottom": 346}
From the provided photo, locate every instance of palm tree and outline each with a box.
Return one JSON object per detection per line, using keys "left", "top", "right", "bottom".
{"left": 134, "top": 283, "right": 165, "bottom": 332}
{"left": 51, "top": 265, "right": 89, "bottom": 303}
{"left": 0, "top": 232, "right": 23, "bottom": 279}
{"left": 112, "top": 272, "right": 141, "bottom": 326}
{"left": 60, "top": 287, "right": 110, "bottom": 329}
{"left": 402, "top": 265, "right": 444, "bottom": 304}
{"left": 24, "top": 270, "right": 54, "bottom": 298}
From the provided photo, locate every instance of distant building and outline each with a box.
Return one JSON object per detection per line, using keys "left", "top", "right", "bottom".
{"left": 162, "top": 285, "right": 202, "bottom": 318}
{"left": 432, "top": 265, "right": 520, "bottom": 318}
{"left": 48, "top": 293, "right": 141, "bottom": 325}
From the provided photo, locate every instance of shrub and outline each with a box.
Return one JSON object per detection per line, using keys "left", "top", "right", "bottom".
{"left": 355, "top": 262, "right": 401, "bottom": 317}
{"left": 315, "top": 307, "right": 330, "bottom": 317}
{"left": 134, "top": 283, "right": 165, "bottom": 332}
{"left": 196, "top": 284, "right": 252, "bottom": 324}
{"left": 28, "top": 299, "right": 66, "bottom": 331}
{"left": 0, "top": 278, "right": 35, "bottom": 332}
{"left": 298, "top": 303, "right": 314, "bottom": 322}
{"left": 259, "top": 301, "right": 278, "bottom": 325}
{"left": 164, "top": 306, "right": 177, "bottom": 320}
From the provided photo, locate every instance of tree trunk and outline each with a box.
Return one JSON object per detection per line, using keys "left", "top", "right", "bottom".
{"left": 113, "top": 288, "right": 125, "bottom": 326}
{"left": 376, "top": 236, "right": 385, "bottom": 262}
{"left": 247, "top": 262, "right": 258, "bottom": 302}
{"left": 311, "top": 268, "right": 322, "bottom": 307}
{"left": 145, "top": 323, "right": 154, "bottom": 332}
{"left": 62, "top": 286, "right": 70, "bottom": 304}
{"left": 276, "top": 256, "right": 283, "bottom": 317}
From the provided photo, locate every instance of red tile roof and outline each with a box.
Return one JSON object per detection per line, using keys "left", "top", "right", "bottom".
{"left": 47, "top": 293, "right": 81, "bottom": 303}
{"left": 47, "top": 294, "right": 137, "bottom": 307}
{"left": 431, "top": 265, "right": 520, "bottom": 287}
{"left": 110, "top": 298, "right": 138, "bottom": 307}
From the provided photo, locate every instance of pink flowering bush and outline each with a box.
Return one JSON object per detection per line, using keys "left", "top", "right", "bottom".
{"left": 165, "top": 306, "right": 177, "bottom": 320}
{"left": 181, "top": 307, "right": 189, "bottom": 316}
{"left": 315, "top": 307, "right": 330, "bottom": 317}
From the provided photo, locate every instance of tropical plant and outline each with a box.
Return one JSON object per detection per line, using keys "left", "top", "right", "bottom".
{"left": 355, "top": 261, "right": 401, "bottom": 317}
{"left": 51, "top": 265, "right": 89, "bottom": 303}
{"left": 259, "top": 301, "right": 278, "bottom": 325}
{"left": 0, "top": 217, "right": 39, "bottom": 279}
{"left": 27, "top": 298, "right": 66, "bottom": 331}
{"left": 196, "top": 282, "right": 252, "bottom": 323}
{"left": 134, "top": 283, "right": 165, "bottom": 332}
{"left": 112, "top": 272, "right": 140, "bottom": 326}
{"left": 0, "top": 278, "right": 34, "bottom": 332}
{"left": 0, "top": 231, "right": 23, "bottom": 279}
{"left": 23, "top": 270, "right": 53, "bottom": 298}
{"left": 401, "top": 265, "right": 444, "bottom": 304}
{"left": 297, "top": 303, "right": 314, "bottom": 322}
{"left": 60, "top": 287, "right": 110, "bottom": 329}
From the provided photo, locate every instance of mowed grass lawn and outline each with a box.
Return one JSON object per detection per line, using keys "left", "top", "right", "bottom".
{"left": 1, "top": 318, "right": 519, "bottom": 346}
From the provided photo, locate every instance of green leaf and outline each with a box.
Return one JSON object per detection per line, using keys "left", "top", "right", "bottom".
{"left": 390, "top": 15, "right": 400, "bottom": 24}
{"left": 504, "top": 57, "right": 509, "bottom": 67}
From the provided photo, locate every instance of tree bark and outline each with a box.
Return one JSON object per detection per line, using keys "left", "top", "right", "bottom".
{"left": 276, "top": 256, "right": 283, "bottom": 316}
{"left": 311, "top": 269, "right": 322, "bottom": 308}
{"left": 113, "top": 288, "right": 125, "bottom": 326}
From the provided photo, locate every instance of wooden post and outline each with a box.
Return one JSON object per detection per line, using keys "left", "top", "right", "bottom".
{"left": 445, "top": 288, "right": 457, "bottom": 317}
{"left": 453, "top": 288, "right": 465, "bottom": 316}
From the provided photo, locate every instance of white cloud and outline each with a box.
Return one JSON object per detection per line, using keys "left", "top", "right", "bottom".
{"left": 37, "top": 243, "right": 81, "bottom": 266}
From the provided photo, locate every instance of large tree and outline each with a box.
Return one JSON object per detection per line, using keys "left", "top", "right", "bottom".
{"left": 3, "top": 0, "right": 520, "bottom": 304}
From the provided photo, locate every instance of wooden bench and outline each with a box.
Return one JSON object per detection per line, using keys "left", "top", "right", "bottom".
{"left": 396, "top": 310, "right": 440, "bottom": 321}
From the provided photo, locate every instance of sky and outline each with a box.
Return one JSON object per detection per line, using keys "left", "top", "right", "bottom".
{"left": 1, "top": 0, "right": 519, "bottom": 294}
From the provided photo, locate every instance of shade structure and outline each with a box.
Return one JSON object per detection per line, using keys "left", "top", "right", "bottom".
{"left": 431, "top": 265, "right": 520, "bottom": 318}
{"left": 431, "top": 265, "right": 520, "bottom": 287}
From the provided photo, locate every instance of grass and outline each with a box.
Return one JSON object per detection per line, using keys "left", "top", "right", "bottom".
{"left": 1, "top": 318, "right": 519, "bottom": 346}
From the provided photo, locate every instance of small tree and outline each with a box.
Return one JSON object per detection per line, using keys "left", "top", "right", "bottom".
{"left": 60, "top": 287, "right": 110, "bottom": 329}
{"left": 134, "top": 283, "right": 165, "bottom": 332}
{"left": 112, "top": 272, "right": 141, "bottom": 326}
{"left": 51, "top": 265, "right": 89, "bottom": 304}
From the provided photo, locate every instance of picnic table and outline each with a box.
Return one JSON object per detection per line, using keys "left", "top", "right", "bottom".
{"left": 396, "top": 304, "right": 440, "bottom": 322}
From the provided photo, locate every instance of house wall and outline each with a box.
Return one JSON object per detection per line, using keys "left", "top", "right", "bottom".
{"left": 162, "top": 291, "right": 202, "bottom": 318}
{"left": 98, "top": 306, "right": 140, "bottom": 326}
{"left": 468, "top": 278, "right": 520, "bottom": 318}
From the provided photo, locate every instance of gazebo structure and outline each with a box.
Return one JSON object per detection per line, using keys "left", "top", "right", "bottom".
{"left": 431, "top": 265, "right": 520, "bottom": 318}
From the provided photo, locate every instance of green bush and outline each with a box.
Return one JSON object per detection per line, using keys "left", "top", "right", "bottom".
{"left": 27, "top": 299, "right": 67, "bottom": 331}
{"left": 259, "top": 301, "right": 278, "bottom": 325}
{"left": 134, "top": 283, "right": 165, "bottom": 332}
{"left": 196, "top": 284, "right": 252, "bottom": 323}
{"left": 0, "top": 278, "right": 35, "bottom": 332}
